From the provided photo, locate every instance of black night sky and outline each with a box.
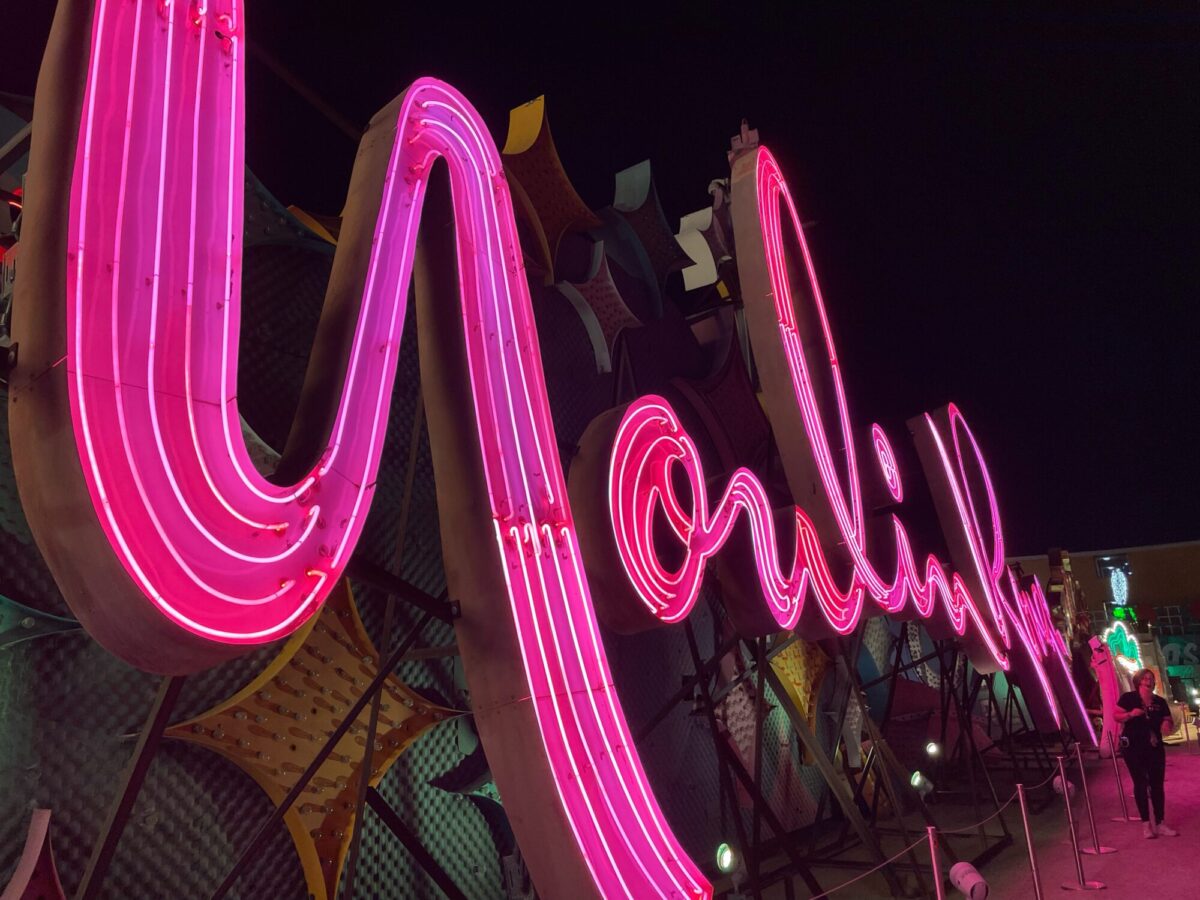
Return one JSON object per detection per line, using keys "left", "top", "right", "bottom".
{"left": 8, "top": 3, "right": 1198, "bottom": 556}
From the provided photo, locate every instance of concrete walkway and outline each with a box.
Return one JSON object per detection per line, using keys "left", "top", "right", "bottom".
{"left": 739, "top": 738, "right": 1200, "bottom": 898}
{"left": 983, "top": 741, "right": 1199, "bottom": 899}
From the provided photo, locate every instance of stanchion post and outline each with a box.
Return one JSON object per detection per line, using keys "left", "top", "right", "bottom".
{"left": 1016, "top": 784, "right": 1045, "bottom": 900}
{"left": 1074, "top": 742, "right": 1116, "bottom": 855}
{"left": 1106, "top": 731, "right": 1136, "bottom": 823}
{"left": 926, "top": 826, "right": 946, "bottom": 900}
{"left": 1058, "top": 755, "right": 1105, "bottom": 891}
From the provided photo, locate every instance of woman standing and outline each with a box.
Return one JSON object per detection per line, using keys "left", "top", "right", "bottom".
{"left": 1114, "top": 669, "right": 1178, "bottom": 838}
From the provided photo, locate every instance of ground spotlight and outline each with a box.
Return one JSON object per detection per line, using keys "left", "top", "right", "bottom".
{"left": 715, "top": 841, "right": 748, "bottom": 888}
{"left": 949, "top": 861, "right": 989, "bottom": 899}
{"left": 1052, "top": 774, "right": 1076, "bottom": 798}
{"left": 715, "top": 842, "right": 737, "bottom": 874}
{"left": 925, "top": 740, "right": 941, "bottom": 757}
{"left": 910, "top": 770, "right": 934, "bottom": 798}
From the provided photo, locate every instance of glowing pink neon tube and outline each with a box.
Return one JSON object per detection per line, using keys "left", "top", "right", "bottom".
{"left": 66, "top": 2, "right": 705, "bottom": 895}
{"left": 60, "top": 2, "right": 1090, "bottom": 893}
{"left": 872, "top": 423, "right": 903, "bottom": 503}
{"left": 606, "top": 147, "right": 1094, "bottom": 744}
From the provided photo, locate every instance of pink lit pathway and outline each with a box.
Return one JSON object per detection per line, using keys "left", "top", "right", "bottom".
{"left": 732, "top": 740, "right": 1200, "bottom": 898}
{"left": 983, "top": 741, "right": 1199, "bottom": 900}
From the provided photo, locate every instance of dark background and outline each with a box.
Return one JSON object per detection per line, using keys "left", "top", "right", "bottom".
{"left": 7, "top": 2, "right": 1198, "bottom": 555}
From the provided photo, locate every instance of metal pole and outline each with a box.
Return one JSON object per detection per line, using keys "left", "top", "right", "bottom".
{"left": 1106, "top": 731, "right": 1136, "bottom": 823}
{"left": 683, "top": 624, "right": 755, "bottom": 893}
{"left": 209, "top": 612, "right": 432, "bottom": 900}
{"left": 1058, "top": 755, "right": 1105, "bottom": 891}
{"left": 245, "top": 41, "right": 361, "bottom": 141}
{"left": 926, "top": 826, "right": 945, "bottom": 900}
{"left": 687, "top": 627, "right": 824, "bottom": 896}
{"left": 366, "top": 788, "right": 468, "bottom": 899}
{"left": 1074, "top": 742, "right": 1116, "bottom": 855}
{"left": 1016, "top": 784, "right": 1045, "bottom": 900}
{"left": 76, "top": 675, "right": 184, "bottom": 900}
{"left": 339, "top": 595, "right": 396, "bottom": 900}
{"left": 750, "top": 638, "right": 767, "bottom": 891}
{"left": 831, "top": 652, "right": 937, "bottom": 896}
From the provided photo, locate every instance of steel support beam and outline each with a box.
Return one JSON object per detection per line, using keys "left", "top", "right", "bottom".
{"left": 209, "top": 612, "right": 432, "bottom": 900}
{"left": 345, "top": 555, "right": 455, "bottom": 623}
{"left": 365, "top": 788, "right": 469, "bottom": 900}
{"left": 76, "top": 675, "right": 184, "bottom": 900}
{"left": 763, "top": 663, "right": 906, "bottom": 898}
{"left": 684, "top": 624, "right": 824, "bottom": 898}
{"left": 0, "top": 123, "right": 32, "bottom": 175}
{"left": 684, "top": 622, "right": 757, "bottom": 895}
{"left": 634, "top": 631, "right": 741, "bottom": 743}
{"left": 834, "top": 652, "right": 934, "bottom": 898}
{"left": 339, "top": 594, "right": 397, "bottom": 899}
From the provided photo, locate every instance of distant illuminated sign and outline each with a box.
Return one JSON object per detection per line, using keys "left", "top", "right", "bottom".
{"left": 1110, "top": 569, "right": 1129, "bottom": 606}
{"left": 1103, "top": 621, "right": 1142, "bottom": 672}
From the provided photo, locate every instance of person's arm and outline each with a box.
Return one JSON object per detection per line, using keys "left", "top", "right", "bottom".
{"left": 1160, "top": 701, "right": 1178, "bottom": 735}
{"left": 1114, "top": 696, "right": 1144, "bottom": 723}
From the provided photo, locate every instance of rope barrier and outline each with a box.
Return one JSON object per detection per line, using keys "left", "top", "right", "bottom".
{"left": 938, "top": 749, "right": 1081, "bottom": 836}
{"left": 937, "top": 790, "right": 1019, "bottom": 835}
{"left": 808, "top": 836, "right": 927, "bottom": 899}
{"left": 787, "top": 749, "right": 1084, "bottom": 897}
{"left": 1028, "top": 765, "right": 1062, "bottom": 791}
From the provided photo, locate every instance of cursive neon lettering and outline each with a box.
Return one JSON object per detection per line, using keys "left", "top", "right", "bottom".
{"left": 15, "top": 2, "right": 1093, "bottom": 897}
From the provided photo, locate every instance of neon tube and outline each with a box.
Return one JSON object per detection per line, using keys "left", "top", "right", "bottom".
{"left": 604, "top": 147, "right": 1092, "bottom": 747}
{"left": 61, "top": 3, "right": 705, "bottom": 895}
{"left": 45, "top": 3, "right": 1091, "bottom": 894}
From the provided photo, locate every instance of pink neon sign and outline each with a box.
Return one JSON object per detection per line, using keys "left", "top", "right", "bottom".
{"left": 599, "top": 147, "right": 1092, "bottom": 742}
{"left": 56, "top": 2, "right": 704, "bottom": 895}
{"left": 22, "top": 1, "right": 1092, "bottom": 896}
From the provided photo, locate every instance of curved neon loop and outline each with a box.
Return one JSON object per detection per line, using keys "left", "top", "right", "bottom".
{"left": 612, "top": 397, "right": 986, "bottom": 643}
{"left": 64, "top": 2, "right": 704, "bottom": 895}
{"left": 871, "top": 423, "right": 903, "bottom": 503}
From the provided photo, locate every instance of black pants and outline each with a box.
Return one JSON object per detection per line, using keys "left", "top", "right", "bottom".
{"left": 1124, "top": 745, "right": 1165, "bottom": 822}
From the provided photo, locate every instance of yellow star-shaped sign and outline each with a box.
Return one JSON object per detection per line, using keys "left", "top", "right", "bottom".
{"left": 167, "top": 580, "right": 457, "bottom": 899}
